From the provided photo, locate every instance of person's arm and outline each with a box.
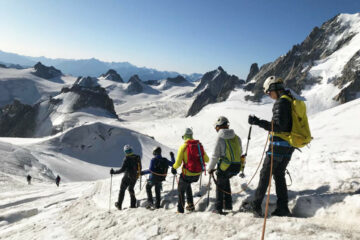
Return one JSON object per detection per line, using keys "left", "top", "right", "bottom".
{"left": 114, "top": 158, "right": 128, "bottom": 174}
{"left": 208, "top": 137, "right": 222, "bottom": 170}
{"left": 173, "top": 145, "right": 185, "bottom": 169}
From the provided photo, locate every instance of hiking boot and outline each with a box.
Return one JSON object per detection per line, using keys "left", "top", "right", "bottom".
{"left": 145, "top": 202, "right": 154, "bottom": 209}
{"left": 212, "top": 209, "right": 225, "bottom": 215}
{"left": 240, "top": 201, "right": 262, "bottom": 217}
{"left": 186, "top": 203, "right": 195, "bottom": 212}
{"left": 271, "top": 207, "right": 291, "bottom": 217}
{"left": 115, "top": 202, "right": 122, "bottom": 210}
{"left": 224, "top": 205, "right": 233, "bottom": 211}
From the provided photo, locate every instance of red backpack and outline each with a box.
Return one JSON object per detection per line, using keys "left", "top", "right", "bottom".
{"left": 183, "top": 140, "right": 206, "bottom": 173}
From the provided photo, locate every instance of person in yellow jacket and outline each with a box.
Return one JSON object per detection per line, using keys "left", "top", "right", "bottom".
{"left": 172, "top": 128, "right": 209, "bottom": 213}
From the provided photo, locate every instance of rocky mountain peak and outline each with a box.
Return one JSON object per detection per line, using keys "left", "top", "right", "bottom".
{"left": 74, "top": 76, "right": 100, "bottom": 88}
{"left": 33, "top": 62, "right": 62, "bottom": 79}
{"left": 186, "top": 67, "right": 244, "bottom": 116}
{"left": 166, "top": 75, "right": 188, "bottom": 84}
{"left": 101, "top": 69, "right": 123, "bottom": 82}
{"left": 126, "top": 75, "right": 144, "bottom": 94}
{"left": 244, "top": 13, "right": 360, "bottom": 103}
{"left": 246, "top": 63, "right": 259, "bottom": 82}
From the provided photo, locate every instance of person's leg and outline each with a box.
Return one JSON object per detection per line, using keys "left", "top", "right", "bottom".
{"left": 253, "top": 155, "right": 272, "bottom": 208}
{"left": 128, "top": 180, "right": 137, "bottom": 208}
{"left": 272, "top": 149, "right": 293, "bottom": 215}
{"left": 224, "top": 177, "right": 232, "bottom": 210}
{"left": 146, "top": 181, "right": 154, "bottom": 204}
{"left": 117, "top": 178, "right": 130, "bottom": 209}
{"left": 155, "top": 182, "right": 161, "bottom": 208}
{"left": 177, "top": 175, "right": 188, "bottom": 213}
{"left": 215, "top": 174, "right": 226, "bottom": 211}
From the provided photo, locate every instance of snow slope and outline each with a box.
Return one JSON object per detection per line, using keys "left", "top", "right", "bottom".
{"left": 0, "top": 67, "right": 76, "bottom": 107}
{"left": 1, "top": 91, "right": 359, "bottom": 239}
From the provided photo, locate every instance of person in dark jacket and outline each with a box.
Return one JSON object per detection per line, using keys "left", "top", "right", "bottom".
{"left": 242, "top": 76, "right": 295, "bottom": 217}
{"left": 55, "top": 175, "right": 61, "bottom": 187}
{"left": 110, "top": 144, "right": 142, "bottom": 210}
{"left": 141, "top": 147, "right": 175, "bottom": 209}
{"left": 27, "top": 174, "right": 32, "bottom": 185}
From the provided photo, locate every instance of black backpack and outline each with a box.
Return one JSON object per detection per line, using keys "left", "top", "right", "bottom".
{"left": 152, "top": 158, "right": 169, "bottom": 182}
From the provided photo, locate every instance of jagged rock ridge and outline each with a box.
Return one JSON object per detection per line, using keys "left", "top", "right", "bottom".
{"left": 186, "top": 67, "right": 244, "bottom": 116}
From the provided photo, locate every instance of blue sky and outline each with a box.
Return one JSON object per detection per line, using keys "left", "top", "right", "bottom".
{"left": 1, "top": 0, "right": 359, "bottom": 78}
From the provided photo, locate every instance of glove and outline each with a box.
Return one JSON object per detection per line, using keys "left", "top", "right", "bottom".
{"left": 208, "top": 169, "right": 216, "bottom": 175}
{"left": 110, "top": 168, "right": 115, "bottom": 175}
{"left": 170, "top": 152, "right": 174, "bottom": 158}
{"left": 140, "top": 170, "right": 145, "bottom": 176}
{"left": 248, "top": 115, "right": 260, "bottom": 125}
{"left": 171, "top": 168, "right": 177, "bottom": 175}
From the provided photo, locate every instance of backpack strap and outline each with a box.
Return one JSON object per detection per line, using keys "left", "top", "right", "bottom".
{"left": 197, "top": 143, "right": 205, "bottom": 174}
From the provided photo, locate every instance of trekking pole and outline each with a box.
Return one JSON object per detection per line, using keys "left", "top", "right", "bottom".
{"left": 206, "top": 174, "right": 211, "bottom": 207}
{"left": 109, "top": 174, "right": 113, "bottom": 213}
{"left": 172, "top": 174, "right": 175, "bottom": 191}
{"left": 197, "top": 172, "right": 202, "bottom": 197}
{"left": 240, "top": 125, "right": 252, "bottom": 178}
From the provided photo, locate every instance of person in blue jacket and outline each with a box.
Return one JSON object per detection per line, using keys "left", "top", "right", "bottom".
{"left": 141, "top": 147, "right": 175, "bottom": 209}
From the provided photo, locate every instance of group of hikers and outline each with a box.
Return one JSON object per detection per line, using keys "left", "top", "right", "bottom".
{"left": 26, "top": 174, "right": 61, "bottom": 187}
{"left": 110, "top": 76, "right": 312, "bottom": 217}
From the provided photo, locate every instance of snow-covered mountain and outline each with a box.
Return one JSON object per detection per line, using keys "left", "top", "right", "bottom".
{"left": 0, "top": 50, "right": 202, "bottom": 82}
{"left": 1, "top": 12, "right": 360, "bottom": 240}
{"left": 246, "top": 13, "right": 360, "bottom": 114}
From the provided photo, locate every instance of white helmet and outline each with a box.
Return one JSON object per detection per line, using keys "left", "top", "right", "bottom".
{"left": 123, "top": 144, "right": 133, "bottom": 154}
{"left": 263, "top": 76, "right": 284, "bottom": 93}
{"left": 214, "top": 116, "right": 229, "bottom": 127}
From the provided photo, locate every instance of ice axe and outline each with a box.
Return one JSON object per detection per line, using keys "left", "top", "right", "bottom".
{"left": 240, "top": 125, "right": 252, "bottom": 178}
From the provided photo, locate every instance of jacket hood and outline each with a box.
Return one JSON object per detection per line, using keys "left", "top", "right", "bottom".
{"left": 218, "top": 129, "right": 236, "bottom": 140}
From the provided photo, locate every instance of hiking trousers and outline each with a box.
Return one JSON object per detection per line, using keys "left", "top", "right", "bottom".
{"left": 216, "top": 173, "right": 232, "bottom": 211}
{"left": 118, "top": 176, "right": 137, "bottom": 208}
{"left": 177, "top": 174, "right": 199, "bottom": 213}
{"left": 146, "top": 180, "right": 162, "bottom": 207}
{"left": 253, "top": 147, "right": 294, "bottom": 210}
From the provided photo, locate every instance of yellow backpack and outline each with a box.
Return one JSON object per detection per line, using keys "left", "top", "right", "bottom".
{"left": 275, "top": 95, "right": 312, "bottom": 148}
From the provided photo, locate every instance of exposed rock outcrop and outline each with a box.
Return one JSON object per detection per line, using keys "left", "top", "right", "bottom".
{"left": 246, "top": 63, "right": 259, "bottom": 82}
{"left": 245, "top": 14, "right": 359, "bottom": 102}
{"left": 0, "top": 100, "right": 37, "bottom": 137}
{"left": 32, "top": 62, "right": 62, "bottom": 79}
{"left": 186, "top": 67, "right": 244, "bottom": 116}
{"left": 100, "top": 69, "right": 123, "bottom": 82}
{"left": 126, "top": 75, "right": 144, "bottom": 94}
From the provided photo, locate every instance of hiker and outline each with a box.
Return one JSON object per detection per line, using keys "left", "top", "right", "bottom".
{"left": 55, "top": 175, "right": 61, "bottom": 187}
{"left": 208, "top": 116, "right": 243, "bottom": 214}
{"left": 242, "top": 76, "right": 295, "bottom": 217}
{"left": 110, "top": 144, "right": 142, "bottom": 210}
{"left": 27, "top": 174, "right": 32, "bottom": 185}
{"left": 141, "top": 147, "right": 175, "bottom": 209}
{"left": 172, "top": 128, "right": 209, "bottom": 213}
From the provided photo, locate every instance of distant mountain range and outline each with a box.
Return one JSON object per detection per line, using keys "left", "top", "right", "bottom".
{"left": 0, "top": 50, "right": 202, "bottom": 82}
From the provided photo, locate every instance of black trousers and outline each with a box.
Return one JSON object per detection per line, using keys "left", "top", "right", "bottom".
{"left": 216, "top": 173, "right": 232, "bottom": 211}
{"left": 253, "top": 147, "right": 294, "bottom": 209}
{"left": 177, "top": 174, "right": 199, "bottom": 213}
{"left": 146, "top": 180, "right": 162, "bottom": 207}
{"left": 118, "top": 177, "right": 137, "bottom": 208}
